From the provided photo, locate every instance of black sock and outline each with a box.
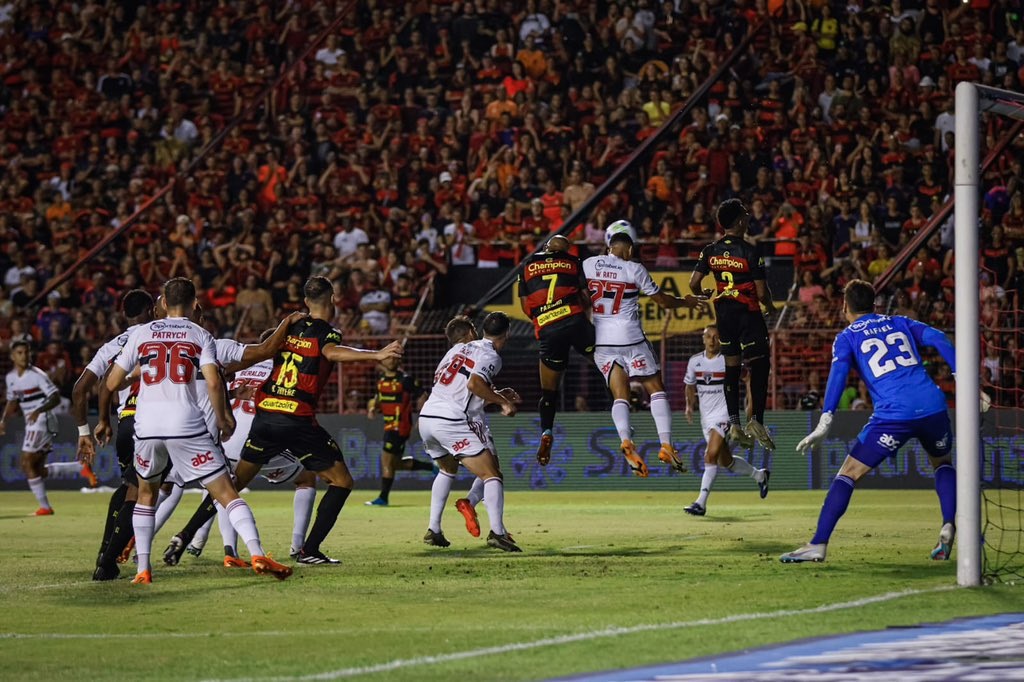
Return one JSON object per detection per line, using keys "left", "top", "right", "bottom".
{"left": 98, "top": 501, "right": 135, "bottom": 568}
{"left": 539, "top": 389, "right": 558, "bottom": 432}
{"left": 410, "top": 459, "right": 434, "bottom": 471}
{"left": 302, "top": 485, "right": 351, "bottom": 554}
{"left": 98, "top": 484, "right": 129, "bottom": 562}
{"left": 724, "top": 363, "right": 742, "bottom": 425}
{"left": 379, "top": 477, "right": 394, "bottom": 501}
{"left": 224, "top": 545, "right": 237, "bottom": 558}
{"left": 178, "top": 494, "right": 218, "bottom": 545}
{"left": 750, "top": 356, "right": 770, "bottom": 423}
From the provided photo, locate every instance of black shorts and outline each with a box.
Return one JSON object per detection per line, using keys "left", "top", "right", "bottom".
{"left": 116, "top": 416, "right": 138, "bottom": 486}
{"left": 382, "top": 430, "right": 410, "bottom": 458}
{"left": 242, "top": 412, "right": 343, "bottom": 473}
{"left": 538, "top": 316, "right": 596, "bottom": 371}
{"left": 714, "top": 299, "right": 769, "bottom": 358}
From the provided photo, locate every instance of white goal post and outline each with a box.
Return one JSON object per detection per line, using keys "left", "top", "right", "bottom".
{"left": 954, "top": 82, "right": 1024, "bottom": 587}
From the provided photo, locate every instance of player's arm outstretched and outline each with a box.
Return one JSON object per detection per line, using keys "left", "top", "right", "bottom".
{"left": 223, "top": 311, "right": 308, "bottom": 373}
{"left": 323, "top": 339, "right": 403, "bottom": 364}
{"left": 796, "top": 335, "right": 854, "bottom": 454}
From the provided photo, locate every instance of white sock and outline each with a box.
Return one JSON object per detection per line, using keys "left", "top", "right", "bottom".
{"left": 191, "top": 517, "right": 213, "bottom": 550}
{"left": 649, "top": 392, "right": 672, "bottom": 444}
{"left": 27, "top": 477, "right": 51, "bottom": 509}
{"left": 215, "top": 501, "right": 238, "bottom": 555}
{"left": 154, "top": 485, "right": 183, "bottom": 534}
{"left": 132, "top": 503, "right": 156, "bottom": 573}
{"left": 611, "top": 399, "right": 632, "bottom": 441}
{"left": 429, "top": 472, "right": 455, "bottom": 533}
{"left": 466, "top": 477, "right": 484, "bottom": 507}
{"left": 727, "top": 457, "right": 763, "bottom": 481}
{"left": 45, "top": 461, "right": 79, "bottom": 473}
{"left": 696, "top": 464, "right": 718, "bottom": 507}
{"left": 483, "top": 477, "right": 506, "bottom": 535}
{"left": 226, "top": 498, "right": 264, "bottom": 557}
{"left": 292, "top": 486, "right": 316, "bottom": 553}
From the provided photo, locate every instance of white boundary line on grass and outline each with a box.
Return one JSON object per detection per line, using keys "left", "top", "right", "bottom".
{"left": 200, "top": 585, "right": 956, "bottom": 682}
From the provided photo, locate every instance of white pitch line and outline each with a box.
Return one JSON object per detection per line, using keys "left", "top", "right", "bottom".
{"left": 202, "top": 585, "right": 957, "bottom": 682}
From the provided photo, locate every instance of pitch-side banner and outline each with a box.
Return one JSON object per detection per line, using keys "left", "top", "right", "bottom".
{"left": 486, "top": 271, "right": 719, "bottom": 339}
{"left": 0, "top": 410, "right": 1000, "bottom": 492}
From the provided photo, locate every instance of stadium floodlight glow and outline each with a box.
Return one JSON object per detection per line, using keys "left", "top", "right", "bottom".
{"left": 955, "top": 82, "right": 1024, "bottom": 587}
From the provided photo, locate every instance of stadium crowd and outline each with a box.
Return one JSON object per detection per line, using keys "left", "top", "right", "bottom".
{"left": 0, "top": 0, "right": 1022, "bottom": 409}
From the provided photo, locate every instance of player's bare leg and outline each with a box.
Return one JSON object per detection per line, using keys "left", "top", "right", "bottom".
{"left": 607, "top": 364, "right": 647, "bottom": 477}
{"left": 536, "top": 362, "right": 563, "bottom": 466}
{"left": 425, "top": 455, "right": 458, "bottom": 547}
{"left": 929, "top": 454, "right": 956, "bottom": 560}
{"left": 21, "top": 450, "right": 53, "bottom": 515}
{"left": 781, "top": 456, "right": 871, "bottom": 563}
{"left": 459, "top": 449, "right": 519, "bottom": 551}
{"left": 639, "top": 373, "right": 686, "bottom": 473}
{"left": 202, "top": 473, "right": 291, "bottom": 579}
{"left": 295, "top": 460, "right": 353, "bottom": 565}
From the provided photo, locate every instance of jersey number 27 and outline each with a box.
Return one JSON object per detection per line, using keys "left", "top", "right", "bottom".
{"left": 589, "top": 280, "right": 626, "bottom": 314}
{"left": 860, "top": 331, "right": 918, "bottom": 378}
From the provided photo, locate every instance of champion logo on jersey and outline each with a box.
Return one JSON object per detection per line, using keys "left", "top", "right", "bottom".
{"left": 878, "top": 433, "right": 899, "bottom": 451}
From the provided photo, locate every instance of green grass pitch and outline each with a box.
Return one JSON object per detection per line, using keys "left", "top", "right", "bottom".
{"left": 1, "top": 489, "right": 1022, "bottom": 681}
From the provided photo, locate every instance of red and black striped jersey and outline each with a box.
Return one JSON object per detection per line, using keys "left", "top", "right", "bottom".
{"left": 375, "top": 370, "right": 423, "bottom": 438}
{"left": 694, "top": 235, "right": 766, "bottom": 312}
{"left": 254, "top": 318, "right": 342, "bottom": 418}
{"left": 516, "top": 250, "right": 589, "bottom": 337}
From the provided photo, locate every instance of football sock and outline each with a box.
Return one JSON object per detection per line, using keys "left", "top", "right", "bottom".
{"left": 539, "top": 389, "right": 558, "bottom": 432}
{"left": 178, "top": 494, "right": 219, "bottom": 546}
{"left": 98, "top": 501, "right": 135, "bottom": 568}
{"left": 190, "top": 516, "right": 213, "bottom": 550}
{"left": 749, "top": 356, "right": 770, "bottom": 423}
{"left": 302, "top": 485, "right": 351, "bottom": 554}
{"left": 483, "top": 477, "right": 506, "bottom": 535}
{"left": 696, "top": 464, "right": 718, "bottom": 507}
{"left": 724, "top": 363, "right": 742, "bottom": 425}
{"left": 132, "top": 503, "right": 156, "bottom": 573}
{"left": 429, "top": 471, "right": 455, "bottom": 533}
{"left": 410, "top": 459, "right": 434, "bottom": 471}
{"left": 99, "top": 484, "right": 129, "bottom": 558}
{"left": 226, "top": 498, "right": 264, "bottom": 557}
{"left": 727, "top": 456, "right": 763, "bottom": 481}
{"left": 612, "top": 399, "right": 632, "bottom": 441}
{"left": 154, "top": 484, "right": 183, "bottom": 533}
{"left": 466, "top": 477, "right": 484, "bottom": 506}
{"left": 215, "top": 501, "right": 237, "bottom": 556}
{"left": 934, "top": 464, "right": 957, "bottom": 524}
{"left": 27, "top": 477, "right": 50, "bottom": 509}
{"left": 810, "top": 475, "right": 855, "bottom": 545}
{"left": 379, "top": 476, "right": 394, "bottom": 502}
{"left": 292, "top": 486, "right": 316, "bottom": 552}
{"left": 649, "top": 391, "right": 672, "bottom": 444}
{"left": 45, "top": 461, "right": 80, "bottom": 473}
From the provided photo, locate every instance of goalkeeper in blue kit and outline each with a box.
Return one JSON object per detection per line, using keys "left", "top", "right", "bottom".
{"left": 781, "top": 280, "right": 958, "bottom": 564}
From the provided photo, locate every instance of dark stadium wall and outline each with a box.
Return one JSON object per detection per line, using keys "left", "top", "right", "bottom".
{"left": 0, "top": 411, "right": 1003, "bottom": 492}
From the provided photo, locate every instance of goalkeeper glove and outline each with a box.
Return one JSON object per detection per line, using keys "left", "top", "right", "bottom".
{"left": 796, "top": 412, "right": 833, "bottom": 455}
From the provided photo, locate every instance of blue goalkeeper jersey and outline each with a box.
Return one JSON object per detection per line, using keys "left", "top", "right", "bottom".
{"left": 823, "top": 313, "right": 956, "bottom": 421}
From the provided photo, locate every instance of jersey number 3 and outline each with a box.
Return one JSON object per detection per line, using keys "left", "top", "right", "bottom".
{"left": 860, "top": 331, "right": 917, "bottom": 378}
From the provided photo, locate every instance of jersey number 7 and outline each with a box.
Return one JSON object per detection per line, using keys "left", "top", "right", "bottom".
{"left": 589, "top": 280, "right": 626, "bottom": 314}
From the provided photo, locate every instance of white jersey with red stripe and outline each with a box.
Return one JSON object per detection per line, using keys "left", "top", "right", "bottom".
{"left": 195, "top": 338, "right": 247, "bottom": 437}
{"left": 114, "top": 317, "right": 217, "bottom": 439}
{"left": 583, "top": 254, "right": 660, "bottom": 346}
{"left": 222, "top": 359, "right": 272, "bottom": 462}
{"left": 85, "top": 324, "right": 140, "bottom": 418}
{"left": 420, "top": 339, "right": 502, "bottom": 422}
{"left": 684, "top": 351, "right": 729, "bottom": 435}
{"left": 5, "top": 365, "right": 59, "bottom": 432}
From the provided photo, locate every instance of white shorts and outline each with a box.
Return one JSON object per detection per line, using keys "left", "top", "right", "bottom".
{"left": 134, "top": 433, "right": 229, "bottom": 487}
{"left": 22, "top": 413, "right": 57, "bottom": 453}
{"left": 224, "top": 450, "right": 303, "bottom": 486}
{"left": 418, "top": 416, "right": 494, "bottom": 460}
{"left": 702, "top": 420, "right": 729, "bottom": 444}
{"left": 594, "top": 341, "right": 659, "bottom": 384}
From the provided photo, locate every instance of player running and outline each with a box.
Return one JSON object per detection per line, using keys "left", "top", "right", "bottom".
{"left": 516, "top": 235, "right": 595, "bottom": 466}
{"left": 419, "top": 312, "right": 521, "bottom": 551}
{"left": 583, "top": 220, "right": 705, "bottom": 477}
{"left": 1, "top": 341, "right": 79, "bottom": 515}
{"left": 690, "top": 199, "right": 777, "bottom": 451}
{"left": 364, "top": 356, "right": 433, "bottom": 507}
{"left": 105, "top": 278, "right": 292, "bottom": 583}
{"left": 683, "top": 325, "right": 769, "bottom": 516}
{"left": 780, "top": 280, "right": 957, "bottom": 564}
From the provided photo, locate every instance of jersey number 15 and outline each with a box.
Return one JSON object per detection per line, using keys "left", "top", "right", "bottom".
{"left": 860, "top": 331, "right": 918, "bottom": 378}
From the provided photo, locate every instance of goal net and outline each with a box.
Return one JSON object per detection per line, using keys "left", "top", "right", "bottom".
{"left": 956, "top": 83, "right": 1024, "bottom": 585}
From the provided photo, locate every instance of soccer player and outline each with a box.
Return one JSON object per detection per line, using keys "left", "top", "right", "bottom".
{"left": 683, "top": 325, "right": 770, "bottom": 516}
{"left": 419, "top": 312, "right": 521, "bottom": 551}
{"left": 364, "top": 356, "right": 433, "bottom": 506}
{"left": 516, "top": 235, "right": 595, "bottom": 466}
{"left": 583, "top": 220, "right": 705, "bottom": 477}
{"left": 690, "top": 199, "right": 777, "bottom": 451}
{"left": 1, "top": 341, "right": 77, "bottom": 514}
{"left": 780, "top": 280, "right": 957, "bottom": 563}
{"left": 105, "top": 277, "right": 292, "bottom": 583}
{"left": 73, "top": 289, "right": 154, "bottom": 572}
